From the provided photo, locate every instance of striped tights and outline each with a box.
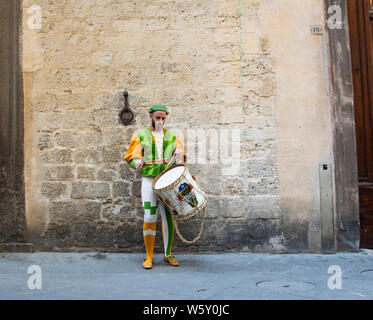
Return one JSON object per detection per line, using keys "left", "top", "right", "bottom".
{"left": 141, "top": 176, "right": 174, "bottom": 259}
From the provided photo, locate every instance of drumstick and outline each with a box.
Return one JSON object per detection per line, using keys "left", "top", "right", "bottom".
{"left": 161, "top": 153, "right": 176, "bottom": 174}
{"left": 163, "top": 153, "right": 176, "bottom": 171}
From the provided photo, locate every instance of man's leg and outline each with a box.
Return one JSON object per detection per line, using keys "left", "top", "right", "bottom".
{"left": 141, "top": 176, "right": 158, "bottom": 267}
{"left": 159, "top": 201, "right": 179, "bottom": 266}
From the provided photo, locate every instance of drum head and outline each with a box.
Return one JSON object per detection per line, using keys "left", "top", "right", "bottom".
{"left": 154, "top": 166, "right": 185, "bottom": 190}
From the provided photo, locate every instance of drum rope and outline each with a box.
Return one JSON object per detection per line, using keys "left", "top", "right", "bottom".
{"left": 173, "top": 207, "right": 206, "bottom": 245}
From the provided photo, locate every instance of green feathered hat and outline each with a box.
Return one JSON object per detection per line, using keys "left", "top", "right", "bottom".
{"left": 148, "top": 104, "right": 169, "bottom": 115}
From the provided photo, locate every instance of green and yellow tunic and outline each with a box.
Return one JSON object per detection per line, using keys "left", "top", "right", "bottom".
{"left": 124, "top": 126, "right": 187, "bottom": 176}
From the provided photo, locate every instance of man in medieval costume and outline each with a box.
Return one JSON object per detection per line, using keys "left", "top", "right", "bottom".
{"left": 124, "top": 104, "right": 187, "bottom": 269}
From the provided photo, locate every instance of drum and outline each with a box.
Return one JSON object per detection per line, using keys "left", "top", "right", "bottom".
{"left": 152, "top": 164, "right": 207, "bottom": 221}
{"left": 152, "top": 164, "right": 208, "bottom": 244}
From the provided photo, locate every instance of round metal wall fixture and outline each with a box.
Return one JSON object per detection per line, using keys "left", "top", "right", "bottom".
{"left": 119, "top": 90, "right": 135, "bottom": 125}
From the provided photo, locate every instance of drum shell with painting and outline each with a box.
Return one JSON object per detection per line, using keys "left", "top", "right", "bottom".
{"left": 152, "top": 164, "right": 207, "bottom": 221}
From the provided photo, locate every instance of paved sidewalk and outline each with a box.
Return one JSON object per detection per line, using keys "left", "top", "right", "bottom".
{"left": 0, "top": 250, "right": 372, "bottom": 300}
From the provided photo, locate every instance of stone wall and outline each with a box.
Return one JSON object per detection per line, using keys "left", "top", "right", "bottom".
{"left": 22, "top": 0, "right": 339, "bottom": 253}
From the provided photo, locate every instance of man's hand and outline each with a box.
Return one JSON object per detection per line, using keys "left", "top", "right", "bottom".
{"left": 135, "top": 159, "right": 144, "bottom": 170}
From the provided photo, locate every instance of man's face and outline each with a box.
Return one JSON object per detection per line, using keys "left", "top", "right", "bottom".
{"left": 150, "top": 111, "right": 167, "bottom": 130}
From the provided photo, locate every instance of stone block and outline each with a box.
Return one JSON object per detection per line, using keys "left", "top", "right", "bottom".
{"left": 203, "top": 195, "right": 221, "bottom": 219}
{"left": 92, "top": 109, "right": 118, "bottom": 126}
{"left": 43, "top": 165, "right": 74, "bottom": 180}
{"left": 38, "top": 133, "right": 53, "bottom": 150}
{"left": 54, "top": 131, "right": 76, "bottom": 148}
{"left": 41, "top": 149, "right": 74, "bottom": 164}
{"left": 113, "top": 181, "right": 130, "bottom": 198}
{"left": 198, "top": 177, "right": 221, "bottom": 196}
{"left": 242, "top": 56, "right": 274, "bottom": 76}
{"left": 77, "top": 129, "right": 103, "bottom": 146}
{"left": 96, "top": 166, "right": 118, "bottom": 181}
{"left": 41, "top": 182, "right": 67, "bottom": 199}
{"left": 0, "top": 243, "right": 34, "bottom": 253}
{"left": 40, "top": 222, "right": 74, "bottom": 249}
{"left": 131, "top": 180, "right": 141, "bottom": 197}
{"left": 75, "top": 149, "right": 100, "bottom": 164}
{"left": 246, "top": 195, "right": 280, "bottom": 219}
{"left": 76, "top": 201, "right": 101, "bottom": 220}
{"left": 220, "top": 106, "right": 245, "bottom": 124}
{"left": 245, "top": 159, "right": 276, "bottom": 178}
{"left": 246, "top": 177, "right": 279, "bottom": 195}
{"left": 71, "top": 182, "right": 110, "bottom": 199}
{"left": 102, "top": 146, "right": 122, "bottom": 163}
{"left": 222, "top": 220, "right": 251, "bottom": 248}
{"left": 77, "top": 166, "right": 95, "bottom": 180}
{"left": 119, "top": 162, "right": 135, "bottom": 180}
{"left": 247, "top": 220, "right": 267, "bottom": 239}
{"left": 49, "top": 201, "right": 78, "bottom": 221}
{"left": 70, "top": 222, "right": 98, "bottom": 248}
{"left": 102, "top": 200, "right": 133, "bottom": 219}
{"left": 245, "top": 126, "right": 276, "bottom": 141}
{"left": 102, "top": 127, "right": 126, "bottom": 145}
{"left": 91, "top": 50, "right": 113, "bottom": 66}
{"left": 114, "top": 223, "right": 143, "bottom": 248}
{"left": 222, "top": 177, "right": 245, "bottom": 194}
{"left": 219, "top": 196, "right": 246, "bottom": 218}
{"left": 243, "top": 139, "right": 274, "bottom": 159}
{"left": 243, "top": 96, "right": 276, "bottom": 118}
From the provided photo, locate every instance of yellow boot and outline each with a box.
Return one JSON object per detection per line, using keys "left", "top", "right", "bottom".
{"left": 143, "top": 221, "right": 156, "bottom": 270}
{"left": 142, "top": 257, "right": 153, "bottom": 269}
